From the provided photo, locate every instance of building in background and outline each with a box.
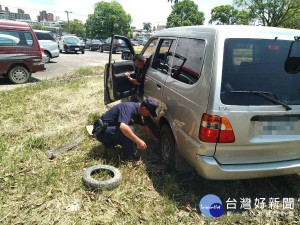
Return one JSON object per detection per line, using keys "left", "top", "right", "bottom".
{"left": 0, "top": 5, "right": 31, "bottom": 20}
{"left": 37, "top": 10, "right": 54, "bottom": 22}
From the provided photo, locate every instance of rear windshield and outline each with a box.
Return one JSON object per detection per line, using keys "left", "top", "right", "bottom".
{"left": 221, "top": 38, "right": 300, "bottom": 105}
{"left": 0, "top": 31, "right": 33, "bottom": 46}
{"left": 35, "top": 32, "right": 55, "bottom": 41}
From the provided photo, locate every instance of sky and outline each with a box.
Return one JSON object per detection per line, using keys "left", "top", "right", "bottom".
{"left": 0, "top": 0, "right": 233, "bottom": 28}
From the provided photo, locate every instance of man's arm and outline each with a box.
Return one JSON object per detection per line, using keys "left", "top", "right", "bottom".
{"left": 125, "top": 72, "right": 141, "bottom": 85}
{"left": 140, "top": 125, "right": 159, "bottom": 144}
{"left": 119, "top": 122, "right": 147, "bottom": 149}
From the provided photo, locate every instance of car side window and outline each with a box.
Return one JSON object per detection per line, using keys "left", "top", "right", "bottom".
{"left": 142, "top": 38, "right": 158, "bottom": 59}
{"left": 0, "top": 31, "right": 33, "bottom": 46}
{"left": 152, "top": 39, "right": 176, "bottom": 74}
{"left": 24, "top": 32, "right": 33, "bottom": 46}
{"left": 171, "top": 38, "right": 205, "bottom": 85}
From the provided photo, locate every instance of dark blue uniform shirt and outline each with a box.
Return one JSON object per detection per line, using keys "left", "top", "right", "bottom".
{"left": 101, "top": 102, "right": 145, "bottom": 127}
{"left": 135, "top": 55, "right": 152, "bottom": 94}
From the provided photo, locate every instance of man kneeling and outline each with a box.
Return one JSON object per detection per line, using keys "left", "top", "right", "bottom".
{"left": 95, "top": 97, "right": 159, "bottom": 161}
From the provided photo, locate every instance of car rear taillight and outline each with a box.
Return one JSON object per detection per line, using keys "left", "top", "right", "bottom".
{"left": 114, "top": 43, "right": 120, "bottom": 46}
{"left": 199, "top": 113, "right": 235, "bottom": 143}
{"left": 51, "top": 39, "right": 56, "bottom": 42}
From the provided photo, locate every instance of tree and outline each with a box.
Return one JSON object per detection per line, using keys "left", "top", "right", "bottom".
{"left": 63, "top": 19, "right": 85, "bottom": 37}
{"left": 143, "top": 22, "right": 152, "bottom": 32}
{"left": 234, "top": 0, "right": 300, "bottom": 27}
{"left": 85, "top": 1, "right": 131, "bottom": 40}
{"left": 166, "top": 0, "right": 205, "bottom": 28}
{"left": 32, "top": 23, "right": 47, "bottom": 30}
{"left": 209, "top": 5, "right": 252, "bottom": 25}
{"left": 281, "top": 11, "right": 300, "bottom": 29}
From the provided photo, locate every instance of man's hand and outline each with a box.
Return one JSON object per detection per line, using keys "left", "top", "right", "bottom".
{"left": 136, "top": 139, "right": 147, "bottom": 150}
{"left": 125, "top": 72, "right": 130, "bottom": 78}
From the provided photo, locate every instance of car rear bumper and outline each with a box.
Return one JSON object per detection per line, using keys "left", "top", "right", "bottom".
{"left": 194, "top": 155, "right": 300, "bottom": 180}
{"left": 51, "top": 49, "right": 59, "bottom": 58}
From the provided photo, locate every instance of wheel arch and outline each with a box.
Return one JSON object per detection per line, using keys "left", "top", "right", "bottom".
{"left": 8, "top": 63, "right": 30, "bottom": 73}
{"left": 44, "top": 50, "right": 52, "bottom": 58}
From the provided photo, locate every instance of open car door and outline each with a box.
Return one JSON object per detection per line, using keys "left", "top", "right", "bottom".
{"left": 104, "top": 35, "right": 136, "bottom": 105}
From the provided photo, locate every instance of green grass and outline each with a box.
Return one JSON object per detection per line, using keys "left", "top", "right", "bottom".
{"left": 133, "top": 46, "right": 143, "bottom": 54}
{"left": 0, "top": 66, "right": 300, "bottom": 224}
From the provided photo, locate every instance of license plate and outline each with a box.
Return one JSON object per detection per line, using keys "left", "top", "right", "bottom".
{"left": 75, "top": 48, "right": 79, "bottom": 50}
{"left": 260, "top": 118, "right": 297, "bottom": 135}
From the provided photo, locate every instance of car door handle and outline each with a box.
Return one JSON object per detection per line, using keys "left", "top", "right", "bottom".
{"left": 157, "top": 84, "right": 161, "bottom": 89}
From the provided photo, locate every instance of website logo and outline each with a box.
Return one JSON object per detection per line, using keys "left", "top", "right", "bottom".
{"left": 199, "top": 194, "right": 224, "bottom": 217}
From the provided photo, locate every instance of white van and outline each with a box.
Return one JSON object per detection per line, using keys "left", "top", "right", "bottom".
{"left": 104, "top": 25, "right": 300, "bottom": 180}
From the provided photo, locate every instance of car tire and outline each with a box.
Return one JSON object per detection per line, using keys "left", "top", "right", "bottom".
{"left": 82, "top": 165, "right": 122, "bottom": 190}
{"left": 8, "top": 66, "right": 31, "bottom": 84}
{"left": 81, "top": 49, "right": 85, "bottom": 54}
{"left": 160, "top": 125, "right": 176, "bottom": 170}
{"left": 44, "top": 51, "right": 51, "bottom": 63}
{"left": 100, "top": 46, "right": 103, "bottom": 52}
{"left": 59, "top": 49, "right": 62, "bottom": 53}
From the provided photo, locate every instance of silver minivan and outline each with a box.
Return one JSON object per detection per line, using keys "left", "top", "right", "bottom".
{"left": 104, "top": 25, "right": 300, "bottom": 180}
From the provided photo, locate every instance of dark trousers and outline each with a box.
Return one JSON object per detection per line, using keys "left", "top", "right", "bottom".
{"left": 96, "top": 125, "right": 135, "bottom": 158}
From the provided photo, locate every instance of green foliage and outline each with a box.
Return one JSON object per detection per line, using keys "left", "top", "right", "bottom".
{"left": 85, "top": 1, "right": 131, "bottom": 40}
{"left": 143, "top": 22, "right": 152, "bottom": 32}
{"left": 166, "top": 0, "right": 205, "bottom": 28}
{"left": 32, "top": 23, "right": 47, "bottom": 30}
{"left": 63, "top": 19, "right": 85, "bottom": 37}
{"left": 281, "top": 11, "right": 300, "bottom": 29}
{"left": 209, "top": 5, "right": 252, "bottom": 25}
{"left": 234, "top": 0, "right": 300, "bottom": 27}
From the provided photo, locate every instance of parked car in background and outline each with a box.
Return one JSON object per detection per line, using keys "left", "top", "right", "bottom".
{"left": 105, "top": 26, "right": 300, "bottom": 180}
{"left": 100, "top": 37, "right": 129, "bottom": 53}
{"left": 0, "top": 20, "right": 45, "bottom": 84}
{"left": 86, "top": 39, "right": 103, "bottom": 51}
{"left": 131, "top": 40, "right": 139, "bottom": 46}
{"left": 34, "top": 30, "right": 59, "bottom": 63}
{"left": 58, "top": 36, "right": 85, "bottom": 54}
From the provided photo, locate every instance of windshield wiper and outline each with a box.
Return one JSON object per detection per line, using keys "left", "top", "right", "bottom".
{"left": 230, "top": 91, "right": 292, "bottom": 111}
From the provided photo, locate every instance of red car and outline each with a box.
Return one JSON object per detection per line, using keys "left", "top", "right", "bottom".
{"left": 0, "top": 20, "right": 45, "bottom": 84}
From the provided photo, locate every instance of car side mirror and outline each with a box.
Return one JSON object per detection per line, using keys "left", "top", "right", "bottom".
{"left": 121, "top": 51, "right": 133, "bottom": 60}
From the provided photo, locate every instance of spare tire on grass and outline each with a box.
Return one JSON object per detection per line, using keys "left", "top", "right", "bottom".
{"left": 82, "top": 165, "right": 122, "bottom": 190}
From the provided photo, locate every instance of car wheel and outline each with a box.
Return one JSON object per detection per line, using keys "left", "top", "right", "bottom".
{"left": 112, "top": 50, "right": 116, "bottom": 54}
{"left": 44, "top": 51, "right": 51, "bottom": 63}
{"left": 81, "top": 49, "right": 85, "bottom": 54}
{"left": 100, "top": 46, "right": 103, "bottom": 52}
{"left": 59, "top": 49, "right": 62, "bottom": 53}
{"left": 82, "top": 165, "right": 122, "bottom": 190}
{"left": 160, "top": 125, "right": 176, "bottom": 170}
{"left": 8, "top": 66, "right": 30, "bottom": 84}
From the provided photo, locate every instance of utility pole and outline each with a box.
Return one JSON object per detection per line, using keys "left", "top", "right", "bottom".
{"left": 65, "top": 11, "right": 72, "bottom": 34}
